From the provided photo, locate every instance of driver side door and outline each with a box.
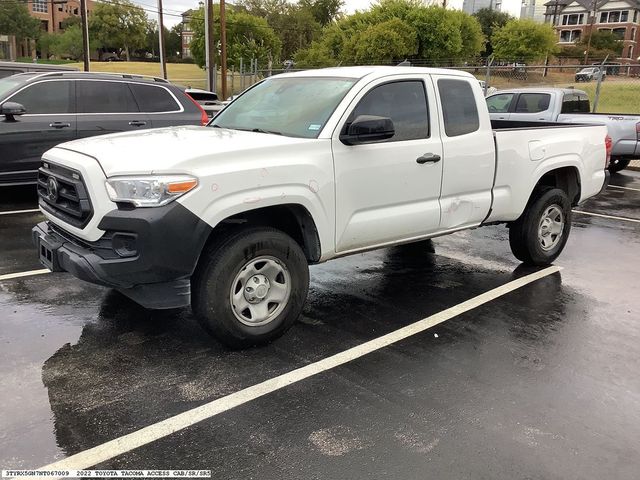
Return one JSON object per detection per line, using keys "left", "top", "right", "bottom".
{"left": 332, "top": 76, "right": 444, "bottom": 253}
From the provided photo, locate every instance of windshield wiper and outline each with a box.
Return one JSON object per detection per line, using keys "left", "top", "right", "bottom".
{"left": 210, "top": 126, "right": 283, "bottom": 136}
{"left": 249, "top": 128, "right": 282, "bottom": 135}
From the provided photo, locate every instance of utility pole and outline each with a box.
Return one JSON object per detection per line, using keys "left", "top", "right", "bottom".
{"left": 220, "top": 0, "right": 228, "bottom": 100}
{"left": 80, "top": 0, "right": 90, "bottom": 71}
{"left": 584, "top": 0, "right": 597, "bottom": 65}
{"left": 157, "top": 0, "right": 167, "bottom": 79}
{"left": 204, "top": 0, "right": 215, "bottom": 92}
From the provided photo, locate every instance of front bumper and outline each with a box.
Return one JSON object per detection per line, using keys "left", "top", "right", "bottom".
{"left": 32, "top": 202, "right": 212, "bottom": 309}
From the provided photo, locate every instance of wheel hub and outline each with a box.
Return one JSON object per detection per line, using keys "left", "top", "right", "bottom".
{"left": 538, "top": 205, "right": 564, "bottom": 251}
{"left": 244, "top": 274, "right": 270, "bottom": 303}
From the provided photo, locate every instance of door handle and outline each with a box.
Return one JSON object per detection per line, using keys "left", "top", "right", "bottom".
{"left": 129, "top": 120, "right": 147, "bottom": 127}
{"left": 49, "top": 122, "right": 71, "bottom": 129}
{"left": 416, "top": 153, "right": 441, "bottom": 164}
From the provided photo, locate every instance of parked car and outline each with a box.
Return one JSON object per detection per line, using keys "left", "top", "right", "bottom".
{"left": 0, "top": 61, "right": 77, "bottom": 80}
{"left": 486, "top": 87, "right": 639, "bottom": 172}
{"left": 32, "top": 66, "right": 609, "bottom": 346}
{"left": 184, "top": 88, "right": 225, "bottom": 117}
{"left": 575, "top": 67, "right": 606, "bottom": 82}
{"left": 0, "top": 71, "right": 208, "bottom": 186}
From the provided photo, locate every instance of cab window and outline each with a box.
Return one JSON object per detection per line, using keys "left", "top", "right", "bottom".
{"left": 346, "top": 80, "right": 429, "bottom": 142}
{"left": 487, "top": 93, "right": 515, "bottom": 113}
{"left": 514, "top": 93, "right": 551, "bottom": 113}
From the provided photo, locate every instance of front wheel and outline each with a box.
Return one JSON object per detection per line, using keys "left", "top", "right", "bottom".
{"left": 608, "top": 158, "right": 630, "bottom": 173}
{"left": 509, "top": 187, "right": 571, "bottom": 266}
{"left": 192, "top": 227, "right": 309, "bottom": 348}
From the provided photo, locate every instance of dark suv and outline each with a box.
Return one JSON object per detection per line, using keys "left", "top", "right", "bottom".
{"left": 0, "top": 72, "right": 208, "bottom": 186}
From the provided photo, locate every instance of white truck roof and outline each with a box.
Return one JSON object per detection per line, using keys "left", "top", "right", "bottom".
{"left": 275, "top": 66, "right": 476, "bottom": 80}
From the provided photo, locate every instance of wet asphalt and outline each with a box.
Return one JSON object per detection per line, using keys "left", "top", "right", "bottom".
{"left": 1, "top": 171, "right": 639, "bottom": 479}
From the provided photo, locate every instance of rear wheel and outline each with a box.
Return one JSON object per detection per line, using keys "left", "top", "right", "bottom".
{"left": 509, "top": 187, "right": 571, "bottom": 266}
{"left": 192, "top": 227, "right": 309, "bottom": 348}
{"left": 608, "top": 158, "right": 630, "bottom": 173}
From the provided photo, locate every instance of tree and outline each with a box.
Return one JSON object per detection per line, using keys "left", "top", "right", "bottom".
{"left": 190, "top": 6, "right": 282, "bottom": 68}
{"left": 89, "top": 0, "right": 149, "bottom": 61}
{"left": 0, "top": 0, "right": 41, "bottom": 58}
{"left": 580, "top": 30, "right": 623, "bottom": 54}
{"left": 51, "top": 25, "right": 85, "bottom": 60}
{"left": 300, "top": 0, "right": 344, "bottom": 26}
{"left": 473, "top": 7, "right": 512, "bottom": 56}
{"left": 166, "top": 23, "right": 183, "bottom": 58}
{"left": 491, "top": 19, "right": 557, "bottom": 62}
{"left": 343, "top": 18, "right": 416, "bottom": 64}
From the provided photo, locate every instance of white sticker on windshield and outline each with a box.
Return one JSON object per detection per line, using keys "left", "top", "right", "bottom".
{"left": 308, "top": 124, "right": 322, "bottom": 131}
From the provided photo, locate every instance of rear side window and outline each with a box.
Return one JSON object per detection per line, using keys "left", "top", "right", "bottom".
{"left": 130, "top": 84, "right": 180, "bottom": 112}
{"left": 11, "top": 81, "right": 73, "bottom": 114}
{"left": 77, "top": 80, "right": 138, "bottom": 113}
{"left": 187, "top": 91, "right": 218, "bottom": 102}
{"left": 514, "top": 93, "right": 551, "bottom": 113}
{"left": 561, "top": 94, "right": 590, "bottom": 114}
{"left": 486, "top": 93, "right": 514, "bottom": 113}
{"left": 347, "top": 80, "right": 429, "bottom": 142}
{"left": 437, "top": 79, "right": 479, "bottom": 137}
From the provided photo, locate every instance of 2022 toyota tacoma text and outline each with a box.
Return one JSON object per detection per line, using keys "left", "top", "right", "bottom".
{"left": 32, "top": 67, "right": 610, "bottom": 347}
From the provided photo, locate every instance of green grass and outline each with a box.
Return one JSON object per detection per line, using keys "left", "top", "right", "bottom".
{"left": 67, "top": 61, "right": 251, "bottom": 96}
{"left": 578, "top": 83, "right": 640, "bottom": 114}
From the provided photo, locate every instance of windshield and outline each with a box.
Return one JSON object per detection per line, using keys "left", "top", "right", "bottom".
{"left": 0, "top": 76, "right": 25, "bottom": 99}
{"left": 212, "top": 76, "right": 358, "bottom": 138}
{"left": 580, "top": 68, "right": 596, "bottom": 73}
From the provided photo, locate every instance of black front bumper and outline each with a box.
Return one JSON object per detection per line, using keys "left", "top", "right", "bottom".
{"left": 32, "top": 202, "right": 212, "bottom": 309}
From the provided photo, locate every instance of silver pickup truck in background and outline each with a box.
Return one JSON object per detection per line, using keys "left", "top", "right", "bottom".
{"left": 487, "top": 87, "right": 640, "bottom": 172}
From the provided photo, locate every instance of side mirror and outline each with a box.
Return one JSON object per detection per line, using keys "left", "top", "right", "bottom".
{"left": 1, "top": 102, "right": 26, "bottom": 121}
{"left": 340, "top": 115, "right": 395, "bottom": 145}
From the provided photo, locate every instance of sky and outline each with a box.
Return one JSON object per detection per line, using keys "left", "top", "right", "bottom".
{"left": 141, "top": 0, "right": 523, "bottom": 28}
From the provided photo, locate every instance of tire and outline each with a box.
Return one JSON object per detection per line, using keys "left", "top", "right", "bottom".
{"left": 192, "top": 227, "right": 309, "bottom": 348}
{"left": 509, "top": 187, "right": 571, "bottom": 266}
{"left": 608, "top": 158, "right": 630, "bottom": 173}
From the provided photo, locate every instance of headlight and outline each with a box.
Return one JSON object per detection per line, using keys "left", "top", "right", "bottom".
{"left": 105, "top": 175, "right": 198, "bottom": 207}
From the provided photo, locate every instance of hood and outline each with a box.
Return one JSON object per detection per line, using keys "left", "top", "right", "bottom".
{"left": 55, "top": 126, "right": 315, "bottom": 176}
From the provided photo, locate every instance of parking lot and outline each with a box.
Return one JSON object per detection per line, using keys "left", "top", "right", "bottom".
{"left": 1, "top": 170, "right": 640, "bottom": 479}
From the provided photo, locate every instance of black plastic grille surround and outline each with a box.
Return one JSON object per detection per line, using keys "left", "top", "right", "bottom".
{"left": 37, "top": 162, "right": 93, "bottom": 228}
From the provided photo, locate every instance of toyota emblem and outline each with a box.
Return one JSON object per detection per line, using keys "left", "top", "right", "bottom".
{"left": 47, "top": 177, "right": 59, "bottom": 202}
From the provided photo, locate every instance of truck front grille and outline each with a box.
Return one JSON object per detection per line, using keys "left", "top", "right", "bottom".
{"left": 37, "top": 163, "right": 93, "bottom": 228}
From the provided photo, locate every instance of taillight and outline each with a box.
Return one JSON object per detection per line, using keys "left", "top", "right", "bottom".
{"left": 605, "top": 135, "right": 612, "bottom": 168}
{"left": 185, "top": 93, "right": 210, "bottom": 126}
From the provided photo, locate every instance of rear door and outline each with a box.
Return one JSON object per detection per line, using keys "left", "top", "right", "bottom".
{"left": 433, "top": 75, "right": 495, "bottom": 230}
{"left": 486, "top": 92, "right": 515, "bottom": 121}
{"left": 128, "top": 83, "right": 193, "bottom": 127}
{"left": 0, "top": 79, "right": 76, "bottom": 185}
{"left": 509, "top": 92, "right": 554, "bottom": 121}
{"left": 76, "top": 80, "right": 150, "bottom": 138}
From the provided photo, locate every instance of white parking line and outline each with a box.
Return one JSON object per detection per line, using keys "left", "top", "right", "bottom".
{"left": 0, "top": 208, "right": 40, "bottom": 216}
{"left": 573, "top": 210, "right": 640, "bottom": 224}
{"left": 31, "top": 266, "right": 561, "bottom": 474}
{"left": 608, "top": 184, "right": 640, "bottom": 193}
{"left": 0, "top": 269, "right": 50, "bottom": 282}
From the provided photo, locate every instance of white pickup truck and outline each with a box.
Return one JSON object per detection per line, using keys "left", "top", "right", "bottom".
{"left": 32, "top": 67, "right": 609, "bottom": 347}
{"left": 486, "top": 87, "right": 640, "bottom": 172}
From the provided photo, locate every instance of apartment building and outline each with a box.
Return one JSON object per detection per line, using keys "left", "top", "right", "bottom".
{"left": 30, "top": 0, "right": 95, "bottom": 34}
{"left": 544, "top": 0, "right": 640, "bottom": 63}
{"left": 521, "top": 0, "right": 548, "bottom": 22}
{"left": 181, "top": 9, "right": 194, "bottom": 58}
